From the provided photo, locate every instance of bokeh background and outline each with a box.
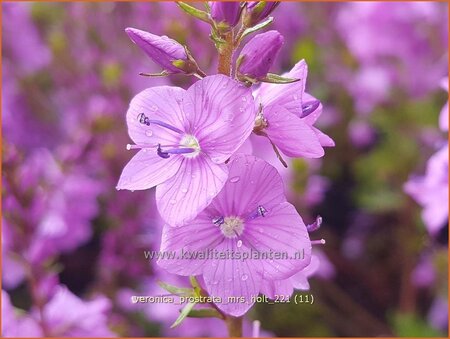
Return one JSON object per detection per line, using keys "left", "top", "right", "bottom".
{"left": 2, "top": 1, "right": 448, "bottom": 337}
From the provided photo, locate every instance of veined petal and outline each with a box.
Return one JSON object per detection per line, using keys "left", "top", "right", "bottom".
{"left": 257, "top": 59, "right": 307, "bottom": 116}
{"left": 290, "top": 255, "right": 320, "bottom": 290}
{"left": 182, "top": 75, "right": 256, "bottom": 163}
{"left": 203, "top": 239, "right": 260, "bottom": 317}
{"left": 116, "top": 150, "right": 182, "bottom": 190}
{"left": 209, "top": 154, "right": 286, "bottom": 217}
{"left": 127, "top": 86, "right": 186, "bottom": 145}
{"left": 244, "top": 202, "right": 312, "bottom": 280}
{"left": 264, "top": 105, "right": 324, "bottom": 158}
{"left": 156, "top": 156, "right": 228, "bottom": 226}
{"left": 157, "top": 213, "right": 223, "bottom": 276}
{"left": 313, "top": 127, "right": 335, "bottom": 147}
{"left": 260, "top": 279, "right": 294, "bottom": 300}
{"left": 301, "top": 92, "right": 322, "bottom": 125}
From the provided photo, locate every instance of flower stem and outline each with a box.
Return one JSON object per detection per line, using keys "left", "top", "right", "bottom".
{"left": 225, "top": 316, "right": 243, "bottom": 337}
{"left": 218, "top": 32, "right": 234, "bottom": 76}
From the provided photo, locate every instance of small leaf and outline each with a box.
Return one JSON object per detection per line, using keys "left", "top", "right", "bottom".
{"left": 240, "top": 17, "right": 273, "bottom": 41}
{"left": 262, "top": 73, "right": 300, "bottom": 84}
{"left": 187, "top": 308, "right": 223, "bottom": 319}
{"left": 176, "top": 2, "right": 211, "bottom": 23}
{"left": 157, "top": 280, "right": 194, "bottom": 297}
{"left": 170, "top": 301, "right": 196, "bottom": 328}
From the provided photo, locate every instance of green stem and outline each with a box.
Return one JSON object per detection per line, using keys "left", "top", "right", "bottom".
{"left": 225, "top": 316, "right": 243, "bottom": 337}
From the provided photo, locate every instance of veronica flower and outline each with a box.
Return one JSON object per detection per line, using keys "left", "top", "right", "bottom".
{"left": 210, "top": 2, "right": 242, "bottom": 29}
{"left": 157, "top": 154, "right": 312, "bottom": 316}
{"left": 117, "top": 75, "right": 256, "bottom": 226}
{"left": 237, "top": 30, "right": 284, "bottom": 82}
{"left": 253, "top": 59, "right": 334, "bottom": 165}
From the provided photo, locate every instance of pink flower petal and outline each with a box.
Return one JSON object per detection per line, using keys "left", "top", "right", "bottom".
{"left": 156, "top": 156, "right": 228, "bottom": 226}
{"left": 264, "top": 105, "right": 324, "bottom": 158}
{"left": 244, "top": 202, "right": 312, "bottom": 280}
{"left": 182, "top": 75, "right": 256, "bottom": 163}
{"left": 209, "top": 154, "right": 286, "bottom": 217}
{"left": 203, "top": 239, "right": 260, "bottom": 317}
{"left": 117, "top": 150, "right": 182, "bottom": 190}
{"left": 260, "top": 279, "right": 294, "bottom": 300}
{"left": 127, "top": 86, "right": 186, "bottom": 145}
{"left": 257, "top": 59, "right": 307, "bottom": 116}
{"left": 157, "top": 212, "right": 223, "bottom": 276}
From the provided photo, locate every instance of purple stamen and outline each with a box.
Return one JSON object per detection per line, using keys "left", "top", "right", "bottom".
{"left": 247, "top": 205, "right": 267, "bottom": 221}
{"left": 300, "top": 100, "right": 320, "bottom": 118}
{"left": 212, "top": 216, "right": 225, "bottom": 226}
{"left": 306, "top": 215, "right": 322, "bottom": 233}
{"left": 164, "top": 148, "right": 195, "bottom": 155}
{"left": 311, "top": 239, "right": 326, "bottom": 246}
{"left": 137, "top": 113, "right": 184, "bottom": 134}
{"left": 157, "top": 144, "right": 170, "bottom": 159}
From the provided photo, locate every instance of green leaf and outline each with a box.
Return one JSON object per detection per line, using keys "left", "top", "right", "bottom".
{"left": 176, "top": 2, "right": 210, "bottom": 23}
{"left": 186, "top": 308, "right": 223, "bottom": 319}
{"left": 261, "top": 73, "right": 300, "bottom": 84}
{"left": 157, "top": 280, "right": 194, "bottom": 297}
{"left": 240, "top": 17, "right": 273, "bottom": 41}
{"left": 170, "top": 301, "right": 196, "bottom": 328}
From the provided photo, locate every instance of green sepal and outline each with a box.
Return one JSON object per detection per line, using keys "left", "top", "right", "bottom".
{"left": 186, "top": 308, "right": 224, "bottom": 319}
{"left": 170, "top": 301, "right": 197, "bottom": 328}
{"left": 261, "top": 73, "right": 301, "bottom": 84}
{"left": 139, "top": 70, "right": 170, "bottom": 77}
{"left": 177, "top": 2, "right": 211, "bottom": 23}
{"left": 240, "top": 17, "right": 273, "bottom": 41}
{"left": 157, "top": 280, "right": 195, "bottom": 297}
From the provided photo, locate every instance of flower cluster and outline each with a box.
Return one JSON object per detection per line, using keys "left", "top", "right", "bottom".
{"left": 117, "top": 1, "right": 334, "bottom": 323}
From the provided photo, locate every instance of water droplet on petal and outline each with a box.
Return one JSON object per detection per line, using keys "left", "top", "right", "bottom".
{"left": 239, "top": 107, "right": 245, "bottom": 112}
{"left": 242, "top": 96, "right": 247, "bottom": 102}
{"left": 170, "top": 199, "right": 177, "bottom": 205}
{"left": 229, "top": 176, "right": 240, "bottom": 183}
{"left": 241, "top": 274, "right": 248, "bottom": 281}
{"left": 224, "top": 113, "right": 234, "bottom": 122}
{"left": 237, "top": 240, "right": 242, "bottom": 248}
{"left": 146, "top": 130, "right": 153, "bottom": 137}
{"left": 181, "top": 188, "right": 188, "bottom": 193}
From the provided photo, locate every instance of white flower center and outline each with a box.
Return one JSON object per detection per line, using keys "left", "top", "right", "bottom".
{"left": 179, "top": 134, "right": 200, "bottom": 158}
{"left": 220, "top": 216, "right": 245, "bottom": 238}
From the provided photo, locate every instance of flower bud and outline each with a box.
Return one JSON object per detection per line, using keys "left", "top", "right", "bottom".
{"left": 245, "top": 1, "right": 280, "bottom": 26}
{"left": 237, "top": 30, "right": 284, "bottom": 82}
{"left": 125, "top": 27, "right": 199, "bottom": 75}
{"left": 210, "top": 2, "right": 242, "bottom": 30}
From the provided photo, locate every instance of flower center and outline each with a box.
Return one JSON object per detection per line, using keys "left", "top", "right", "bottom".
{"left": 219, "top": 216, "right": 245, "bottom": 238}
{"left": 179, "top": 134, "right": 200, "bottom": 158}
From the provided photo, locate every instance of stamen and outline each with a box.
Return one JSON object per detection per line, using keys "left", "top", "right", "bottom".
{"left": 164, "top": 148, "right": 195, "bottom": 155}
{"left": 137, "top": 113, "right": 184, "bottom": 134}
{"left": 300, "top": 100, "right": 320, "bottom": 118}
{"left": 311, "top": 239, "right": 326, "bottom": 246}
{"left": 212, "top": 216, "right": 225, "bottom": 226}
{"left": 157, "top": 144, "right": 170, "bottom": 159}
{"left": 247, "top": 205, "right": 268, "bottom": 221}
{"left": 306, "top": 215, "right": 322, "bottom": 233}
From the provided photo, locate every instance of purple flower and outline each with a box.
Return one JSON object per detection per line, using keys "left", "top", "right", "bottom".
{"left": 157, "top": 154, "right": 312, "bottom": 316}
{"left": 36, "top": 286, "right": 115, "bottom": 337}
{"left": 117, "top": 75, "right": 256, "bottom": 226}
{"left": 246, "top": 2, "right": 280, "bottom": 25}
{"left": 210, "top": 2, "right": 242, "bottom": 28}
{"left": 237, "top": 30, "right": 284, "bottom": 82}
{"left": 254, "top": 59, "right": 334, "bottom": 160}
{"left": 404, "top": 144, "right": 448, "bottom": 235}
{"left": 126, "top": 27, "right": 199, "bottom": 75}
